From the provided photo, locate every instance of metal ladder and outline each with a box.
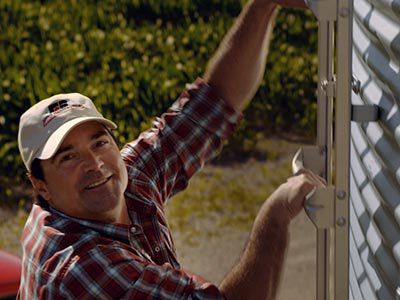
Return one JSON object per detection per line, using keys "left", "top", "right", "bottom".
{"left": 291, "top": 1, "right": 353, "bottom": 299}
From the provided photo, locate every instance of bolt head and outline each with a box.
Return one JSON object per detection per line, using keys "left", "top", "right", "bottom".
{"left": 337, "top": 190, "right": 346, "bottom": 199}
{"left": 340, "top": 7, "right": 349, "bottom": 17}
{"left": 337, "top": 217, "right": 346, "bottom": 226}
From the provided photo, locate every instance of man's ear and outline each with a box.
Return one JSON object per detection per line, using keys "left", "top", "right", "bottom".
{"left": 28, "top": 174, "right": 51, "bottom": 201}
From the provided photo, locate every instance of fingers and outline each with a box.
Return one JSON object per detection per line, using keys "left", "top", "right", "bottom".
{"left": 267, "top": 169, "right": 328, "bottom": 221}
{"left": 292, "top": 168, "right": 327, "bottom": 186}
{"left": 290, "top": 174, "right": 318, "bottom": 199}
{"left": 278, "top": 172, "right": 318, "bottom": 218}
{"left": 286, "top": 169, "right": 326, "bottom": 207}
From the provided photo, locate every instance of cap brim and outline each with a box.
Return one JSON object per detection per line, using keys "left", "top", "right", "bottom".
{"left": 36, "top": 117, "right": 117, "bottom": 161}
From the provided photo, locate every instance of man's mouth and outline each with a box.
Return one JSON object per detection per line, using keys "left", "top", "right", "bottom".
{"left": 84, "top": 176, "right": 112, "bottom": 190}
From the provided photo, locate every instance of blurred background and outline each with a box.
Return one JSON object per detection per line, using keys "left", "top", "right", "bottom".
{"left": 0, "top": 1, "right": 318, "bottom": 299}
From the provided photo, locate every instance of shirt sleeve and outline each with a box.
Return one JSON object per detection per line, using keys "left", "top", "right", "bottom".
{"left": 121, "top": 78, "right": 242, "bottom": 206}
{"left": 59, "top": 245, "right": 225, "bottom": 300}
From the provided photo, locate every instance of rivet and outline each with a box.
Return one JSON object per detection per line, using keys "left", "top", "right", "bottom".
{"left": 337, "top": 190, "right": 346, "bottom": 199}
{"left": 340, "top": 7, "right": 349, "bottom": 17}
{"left": 337, "top": 217, "right": 346, "bottom": 226}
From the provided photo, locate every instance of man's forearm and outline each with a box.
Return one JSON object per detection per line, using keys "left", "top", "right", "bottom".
{"left": 219, "top": 170, "right": 325, "bottom": 300}
{"left": 204, "top": 0, "right": 278, "bottom": 112}
{"left": 219, "top": 196, "right": 290, "bottom": 300}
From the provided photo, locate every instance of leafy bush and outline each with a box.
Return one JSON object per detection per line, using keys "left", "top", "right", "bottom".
{"left": 0, "top": 0, "right": 317, "bottom": 206}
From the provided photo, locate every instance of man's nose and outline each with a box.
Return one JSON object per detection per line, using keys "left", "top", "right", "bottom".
{"left": 82, "top": 151, "right": 104, "bottom": 172}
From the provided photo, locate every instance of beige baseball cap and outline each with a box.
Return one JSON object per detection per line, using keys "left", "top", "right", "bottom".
{"left": 18, "top": 93, "right": 117, "bottom": 171}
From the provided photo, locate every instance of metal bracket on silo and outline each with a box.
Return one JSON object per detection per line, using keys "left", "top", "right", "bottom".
{"left": 292, "top": 147, "right": 335, "bottom": 229}
{"left": 304, "top": 187, "right": 335, "bottom": 229}
{"left": 305, "top": 0, "right": 337, "bottom": 21}
{"left": 351, "top": 75, "right": 361, "bottom": 94}
{"left": 321, "top": 77, "right": 336, "bottom": 98}
{"left": 351, "top": 105, "right": 379, "bottom": 122}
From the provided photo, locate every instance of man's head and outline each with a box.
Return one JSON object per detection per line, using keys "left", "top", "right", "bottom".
{"left": 18, "top": 94, "right": 128, "bottom": 223}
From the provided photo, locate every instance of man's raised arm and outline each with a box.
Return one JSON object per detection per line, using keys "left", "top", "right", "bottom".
{"left": 204, "top": 0, "right": 306, "bottom": 112}
{"left": 203, "top": 0, "right": 315, "bottom": 299}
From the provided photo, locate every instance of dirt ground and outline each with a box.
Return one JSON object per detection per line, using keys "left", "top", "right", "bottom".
{"left": 172, "top": 209, "right": 316, "bottom": 300}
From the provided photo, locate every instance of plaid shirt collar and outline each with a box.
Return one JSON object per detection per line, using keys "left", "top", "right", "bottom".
{"left": 48, "top": 206, "right": 131, "bottom": 243}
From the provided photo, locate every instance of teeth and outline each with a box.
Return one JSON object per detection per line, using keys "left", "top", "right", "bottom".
{"left": 86, "top": 178, "right": 108, "bottom": 189}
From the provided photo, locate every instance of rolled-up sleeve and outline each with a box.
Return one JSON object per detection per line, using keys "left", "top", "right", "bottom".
{"left": 121, "top": 78, "right": 242, "bottom": 206}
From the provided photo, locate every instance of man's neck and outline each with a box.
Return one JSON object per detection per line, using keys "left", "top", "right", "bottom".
{"left": 117, "top": 202, "right": 131, "bottom": 225}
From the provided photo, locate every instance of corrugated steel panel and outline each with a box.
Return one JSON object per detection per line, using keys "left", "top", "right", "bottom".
{"left": 351, "top": 0, "right": 400, "bottom": 298}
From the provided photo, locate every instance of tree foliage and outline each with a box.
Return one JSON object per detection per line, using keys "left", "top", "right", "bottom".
{"left": 0, "top": 0, "right": 317, "bottom": 205}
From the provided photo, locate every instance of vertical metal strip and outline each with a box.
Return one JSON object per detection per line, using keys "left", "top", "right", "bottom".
{"left": 316, "top": 19, "right": 335, "bottom": 300}
{"left": 315, "top": 231, "right": 329, "bottom": 299}
{"left": 334, "top": 0, "right": 352, "bottom": 299}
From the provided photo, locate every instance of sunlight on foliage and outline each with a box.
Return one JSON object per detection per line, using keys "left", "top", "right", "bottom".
{"left": 1, "top": 1, "right": 317, "bottom": 207}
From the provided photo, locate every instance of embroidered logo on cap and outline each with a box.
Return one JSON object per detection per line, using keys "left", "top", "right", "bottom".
{"left": 48, "top": 99, "right": 69, "bottom": 113}
{"left": 42, "top": 99, "right": 87, "bottom": 127}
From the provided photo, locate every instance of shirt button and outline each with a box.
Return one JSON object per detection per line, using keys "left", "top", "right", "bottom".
{"left": 130, "top": 227, "right": 137, "bottom": 234}
{"left": 154, "top": 246, "right": 160, "bottom": 252}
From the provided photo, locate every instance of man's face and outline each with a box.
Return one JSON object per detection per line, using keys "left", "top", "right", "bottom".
{"left": 35, "top": 121, "right": 128, "bottom": 223}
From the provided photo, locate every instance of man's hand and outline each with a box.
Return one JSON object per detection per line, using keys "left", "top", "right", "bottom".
{"left": 220, "top": 169, "right": 325, "bottom": 300}
{"left": 273, "top": 0, "right": 308, "bottom": 8}
{"left": 271, "top": 168, "right": 326, "bottom": 221}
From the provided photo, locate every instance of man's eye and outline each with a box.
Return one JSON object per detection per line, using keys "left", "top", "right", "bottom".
{"left": 95, "top": 140, "right": 109, "bottom": 148}
{"left": 60, "top": 154, "right": 75, "bottom": 163}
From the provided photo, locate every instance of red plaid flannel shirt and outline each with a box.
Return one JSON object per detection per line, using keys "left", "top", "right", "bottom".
{"left": 18, "top": 79, "right": 241, "bottom": 299}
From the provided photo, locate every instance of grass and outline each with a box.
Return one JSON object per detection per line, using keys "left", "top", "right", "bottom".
{"left": 0, "top": 208, "right": 28, "bottom": 257}
{"left": 0, "top": 138, "right": 301, "bottom": 256}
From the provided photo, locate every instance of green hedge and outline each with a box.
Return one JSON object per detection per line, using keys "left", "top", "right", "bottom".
{"left": 0, "top": 0, "right": 317, "bottom": 205}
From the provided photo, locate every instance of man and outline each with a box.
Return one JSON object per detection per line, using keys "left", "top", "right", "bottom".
{"left": 17, "top": 0, "right": 324, "bottom": 299}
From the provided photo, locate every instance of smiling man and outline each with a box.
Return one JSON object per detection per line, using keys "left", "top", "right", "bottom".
{"left": 17, "top": 0, "right": 323, "bottom": 299}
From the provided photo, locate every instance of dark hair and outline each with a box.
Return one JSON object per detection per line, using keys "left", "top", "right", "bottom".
{"left": 30, "top": 158, "right": 50, "bottom": 209}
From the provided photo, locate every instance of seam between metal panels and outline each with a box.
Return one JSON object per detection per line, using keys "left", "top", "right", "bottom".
{"left": 352, "top": 90, "right": 400, "bottom": 186}
{"left": 352, "top": 52, "right": 400, "bottom": 148}
{"left": 349, "top": 202, "right": 385, "bottom": 300}
{"left": 364, "top": 0, "right": 400, "bottom": 27}
{"left": 355, "top": 0, "right": 400, "bottom": 65}
{"left": 353, "top": 9, "right": 400, "bottom": 98}
{"left": 351, "top": 0, "right": 400, "bottom": 298}
{"left": 350, "top": 141, "right": 400, "bottom": 268}
{"left": 351, "top": 130, "right": 400, "bottom": 268}
{"left": 351, "top": 124, "right": 400, "bottom": 225}
{"left": 349, "top": 198, "right": 392, "bottom": 299}
{"left": 349, "top": 254, "right": 368, "bottom": 300}
{"left": 349, "top": 164, "right": 400, "bottom": 288}
{"left": 349, "top": 156, "right": 399, "bottom": 298}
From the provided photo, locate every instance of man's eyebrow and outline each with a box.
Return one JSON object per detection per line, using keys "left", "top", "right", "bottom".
{"left": 91, "top": 130, "right": 108, "bottom": 140}
{"left": 51, "top": 130, "right": 109, "bottom": 163}
{"left": 51, "top": 145, "right": 74, "bottom": 163}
